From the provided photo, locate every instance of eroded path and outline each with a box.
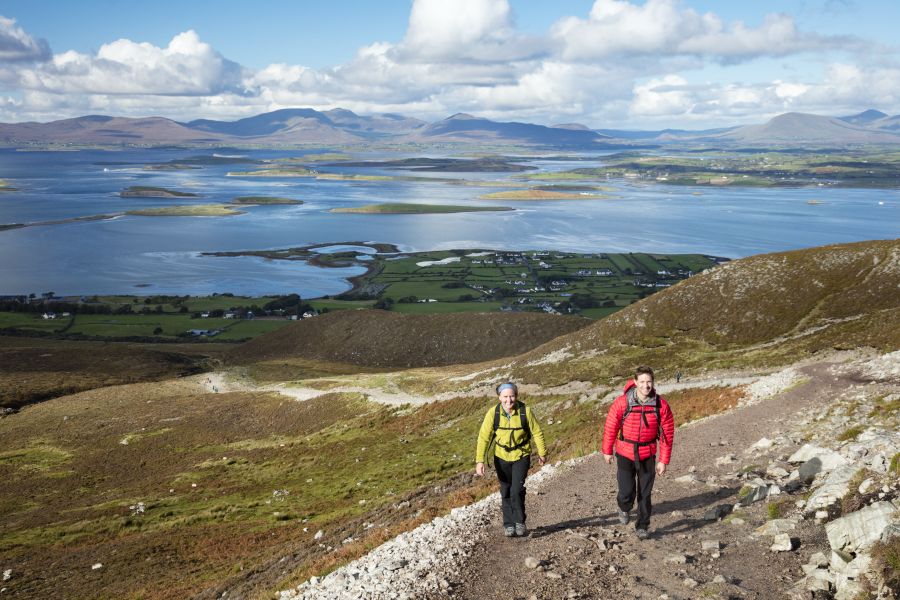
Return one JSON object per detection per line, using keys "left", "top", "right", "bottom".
{"left": 441, "top": 360, "right": 860, "bottom": 599}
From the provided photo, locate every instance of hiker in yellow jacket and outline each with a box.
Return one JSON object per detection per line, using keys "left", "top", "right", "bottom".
{"left": 474, "top": 382, "right": 547, "bottom": 537}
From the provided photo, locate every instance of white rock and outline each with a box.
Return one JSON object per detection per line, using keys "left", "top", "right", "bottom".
{"left": 789, "top": 444, "right": 849, "bottom": 467}
{"left": 755, "top": 519, "right": 797, "bottom": 537}
{"left": 1, "top": 571, "right": 9, "bottom": 582}
{"left": 752, "top": 437, "right": 775, "bottom": 450}
{"left": 858, "top": 478, "right": 875, "bottom": 495}
{"left": 524, "top": 557, "right": 541, "bottom": 569}
{"left": 770, "top": 533, "right": 794, "bottom": 552}
{"left": 313, "top": 530, "right": 324, "bottom": 540}
{"left": 806, "top": 465, "right": 858, "bottom": 510}
{"left": 826, "top": 501, "right": 898, "bottom": 553}
{"left": 91, "top": 563, "right": 103, "bottom": 570}
{"left": 682, "top": 578, "right": 698, "bottom": 589}
{"left": 664, "top": 553, "right": 688, "bottom": 564}
{"left": 766, "top": 465, "right": 790, "bottom": 478}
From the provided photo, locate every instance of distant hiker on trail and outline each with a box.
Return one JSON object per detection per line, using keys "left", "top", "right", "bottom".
{"left": 602, "top": 366, "right": 675, "bottom": 540}
{"left": 474, "top": 382, "right": 547, "bottom": 538}
{"left": 675, "top": 370, "right": 682, "bottom": 383}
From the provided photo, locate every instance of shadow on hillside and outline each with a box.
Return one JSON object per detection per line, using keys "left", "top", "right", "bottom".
{"left": 529, "top": 485, "right": 741, "bottom": 538}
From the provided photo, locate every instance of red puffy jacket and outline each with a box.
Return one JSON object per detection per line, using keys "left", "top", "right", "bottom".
{"left": 602, "top": 380, "right": 675, "bottom": 464}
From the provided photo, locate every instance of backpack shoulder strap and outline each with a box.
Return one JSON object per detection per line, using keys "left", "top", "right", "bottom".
{"left": 518, "top": 401, "right": 531, "bottom": 442}
{"left": 492, "top": 403, "right": 501, "bottom": 436}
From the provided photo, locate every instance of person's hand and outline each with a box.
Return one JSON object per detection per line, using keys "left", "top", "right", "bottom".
{"left": 538, "top": 456, "right": 546, "bottom": 466}
{"left": 656, "top": 462, "right": 667, "bottom": 476}
{"left": 603, "top": 453, "right": 613, "bottom": 465}
{"left": 475, "top": 462, "right": 485, "bottom": 477}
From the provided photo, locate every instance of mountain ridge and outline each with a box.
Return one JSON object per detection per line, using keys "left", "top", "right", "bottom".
{"left": 3, "top": 107, "right": 899, "bottom": 146}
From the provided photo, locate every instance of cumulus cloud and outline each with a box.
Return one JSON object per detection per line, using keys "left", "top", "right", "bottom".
{"left": 0, "top": 15, "right": 50, "bottom": 63}
{"left": 0, "top": 0, "right": 897, "bottom": 128}
{"left": 17, "top": 30, "right": 245, "bottom": 96}
{"left": 552, "top": 0, "right": 845, "bottom": 62}
{"left": 401, "top": 0, "right": 545, "bottom": 62}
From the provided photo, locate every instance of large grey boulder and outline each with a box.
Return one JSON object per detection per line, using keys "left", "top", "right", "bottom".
{"left": 825, "top": 501, "right": 898, "bottom": 554}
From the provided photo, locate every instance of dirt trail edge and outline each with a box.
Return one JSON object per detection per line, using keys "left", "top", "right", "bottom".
{"left": 437, "top": 359, "right": 876, "bottom": 600}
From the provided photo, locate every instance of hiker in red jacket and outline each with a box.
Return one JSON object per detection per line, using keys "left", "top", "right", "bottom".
{"left": 602, "top": 366, "right": 675, "bottom": 540}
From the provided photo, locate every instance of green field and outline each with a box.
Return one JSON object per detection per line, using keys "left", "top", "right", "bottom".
{"left": 0, "top": 250, "right": 722, "bottom": 342}
{"left": 525, "top": 149, "right": 900, "bottom": 188}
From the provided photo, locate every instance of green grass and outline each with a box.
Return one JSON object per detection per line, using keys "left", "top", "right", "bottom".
{"left": 836, "top": 425, "right": 865, "bottom": 442}
{"left": 0, "top": 312, "right": 66, "bottom": 332}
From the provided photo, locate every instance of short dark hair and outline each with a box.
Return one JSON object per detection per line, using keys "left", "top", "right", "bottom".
{"left": 496, "top": 382, "right": 518, "bottom": 395}
{"left": 634, "top": 365, "right": 654, "bottom": 380}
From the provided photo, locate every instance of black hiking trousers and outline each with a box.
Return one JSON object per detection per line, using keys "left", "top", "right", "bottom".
{"left": 616, "top": 453, "right": 657, "bottom": 530}
{"left": 494, "top": 455, "right": 531, "bottom": 527}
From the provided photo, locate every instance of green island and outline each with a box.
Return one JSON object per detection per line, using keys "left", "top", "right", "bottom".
{"left": 478, "top": 189, "right": 609, "bottom": 200}
{"left": 522, "top": 149, "right": 900, "bottom": 188}
{"left": 226, "top": 167, "right": 317, "bottom": 177}
{"left": 329, "top": 203, "right": 513, "bottom": 214}
{"left": 125, "top": 204, "right": 245, "bottom": 217}
{"left": 230, "top": 196, "right": 303, "bottom": 205}
{"left": 120, "top": 185, "right": 200, "bottom": 198}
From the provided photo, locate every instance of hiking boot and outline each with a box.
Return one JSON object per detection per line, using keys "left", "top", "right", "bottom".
{"left": 504, "top": 526, "right": 516, "bottom": 537}
{"left": 617, "top": 510, "right": 630, "bottom": 525}
{"left": 515, "top": 523, "right": 527, "bottom": 537}
{"left": 635, "top": 528, "right": 649, "bottom": 540}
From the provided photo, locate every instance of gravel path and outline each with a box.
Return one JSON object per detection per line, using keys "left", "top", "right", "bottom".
{"left": 276, "top": 357, "right": 869, "bottom": 599}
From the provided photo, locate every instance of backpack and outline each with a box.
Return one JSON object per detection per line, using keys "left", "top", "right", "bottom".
{"left": 483, "top": 401, "right": 532, "bottom": 464}
{"left": 618, "top": 394, "right": 669, "bottom": 468}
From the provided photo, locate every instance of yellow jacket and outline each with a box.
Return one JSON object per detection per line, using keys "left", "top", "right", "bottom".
{"left": 475, "top": 401, "right": 547, "bottom": 463}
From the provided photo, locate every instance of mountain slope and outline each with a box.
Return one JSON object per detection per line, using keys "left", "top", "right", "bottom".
{"left": 462, "top": 239, "right": 900, "bottom": 388}
{"left": 405, "top": 113, "right": 610, "bottom": 146}
{"left": 227, "top": 309, "right": 590, "bottom": 369}
{"left": 708, "top": 112, "right": 900, "bottom": 145}
{"left": 0, "top": 115, "right": 229, "bottom": 144}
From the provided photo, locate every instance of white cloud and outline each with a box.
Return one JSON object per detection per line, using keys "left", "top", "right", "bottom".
{"left": 401, "top": 0, "right": 544, "bottom": 62}
{"left": 0, "top": 15, "right": 50, "bottom": 63}
{"left": 631, "top": 75, "right": 695, "bottom": 117}
{"left": 552, "top": 0, "right": 843, "bottom": 62}
{"left": 0, "top": 1, "right": 898, "bottom": 128}
{"left": 16, "top": 30, "right": 245, "bottom": 96}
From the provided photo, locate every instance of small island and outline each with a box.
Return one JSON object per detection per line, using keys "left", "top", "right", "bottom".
{"left": 478, "top": 189, "right": 608, "bottom": 200}
{"left": 126, "top": 204, "right": 244, "bottom": 217}
{"left": 226, "top": 168, "right": 317, "bottom": 177}
{"left": 230, "top": 196, "right": 303, "bottom": 205}
{"left": 0, "top": 179, "right": 17, "bottom": 192}
{"left": 120, "top": 186, "right": 200, "bottom": 198}
{"left": 330, "top": 202, "right": 513, "bottom": 214}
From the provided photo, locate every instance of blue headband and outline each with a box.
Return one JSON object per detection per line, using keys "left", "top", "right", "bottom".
{"left": 497, "top": 383, "right": 517, "bottom": 394}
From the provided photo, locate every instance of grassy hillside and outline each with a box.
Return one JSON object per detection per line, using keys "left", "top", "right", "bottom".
{"left": 0, "top": 336, "right": 221, "bottom": 409}
{"left": 227, "top": 309, "right": 591, "bottom": 378}
{"left": 2, "top": 239, "right": 898, "bottom": 599}
{"left": 490, "top": 239, "right": 900, "bottom": 387}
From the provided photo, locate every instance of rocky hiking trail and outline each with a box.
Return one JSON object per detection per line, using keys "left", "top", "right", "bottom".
{"left": 276, "top": 351, "right": 899, "bottom": 600}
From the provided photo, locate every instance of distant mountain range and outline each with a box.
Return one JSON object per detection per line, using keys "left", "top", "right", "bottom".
{"left": 2, "top": 107, "right": 899, "bottom": 147}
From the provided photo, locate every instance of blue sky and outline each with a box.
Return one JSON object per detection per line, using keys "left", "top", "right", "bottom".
{"left": 1, "top": 0, "right": 898, "bottom": 128}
